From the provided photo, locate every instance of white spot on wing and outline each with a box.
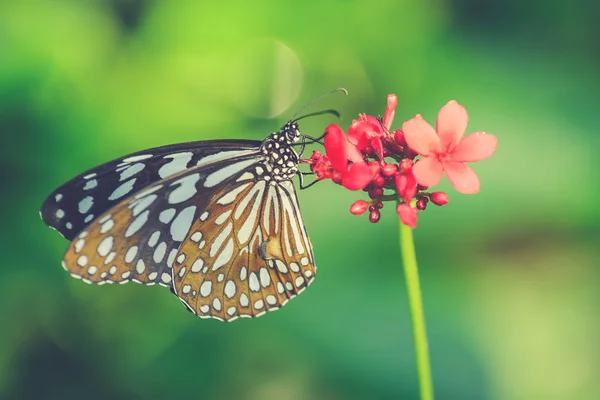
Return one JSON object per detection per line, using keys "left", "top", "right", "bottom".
{"left": 240, "top": 293, "right": 249, "bottom": 307}
{"left": 109, "top": 178, "right": 137, "bottom": 201}
{"left": 125, "top": 246, "right": 138, "bottom": 263}
{"left": 217, "top": 183, "right": 250, "bottom": 205}
{"left": 259, "top": 267, "right": 270, "bottom": 287}
{"left": 215, "top": 210, "right": 232, "bottom": 225}
{"left": 159, "top": 152, "right": 193, "bottom": 179}
{"left": 168, "top": 174, "right": 200, "bottom": 204}
{"left": 153, "top": 242, "right": 167, "bottom": 263}
{"left": 249, "top": 272, "right": 260, "bottom": 291}
{"left": 200, "top": 281, "right": 212, "bottom": 297}
{"left": 97, "top": 236, "right": 114, "bottom": 257}
{"left": 170, "top": 206, "right": 196, "bottom": 241}
{"left": 83, "top": 179, "right": 97, "bottom": 190}
{"left": 191, "top": 258, "right": 204, "bottom": 272}
{"left": 78, "top": 196, "right": 93, "bottom": 214}
{"left": 125, "top": 210, "right": 149, "bottom": 237}
{"left": 131, "top": 194, "right": 157, "bottom": 216}
{"left": 224, "top": 280, "right": 236, "bottom": 298}
{"left": 136, "top": 259, "right": 146, "bottom": 274}
{"left": 196, "top": 150, "right": 250, "bottom": 168}
{"left": 210, "top": 223, "right": 233, "bottom": 257}
{"left": 120, "top": 162, "right": 145, "bottom": 181}
{"left": 212, "top": 238, "right": 234, "bottom": 271}
{"left": 159, "top": 208, "right": 176, "bottom": 223}
{"left": 123, "top": 154, "right": 152, "bottom": 163}
{"left": 204, "top": 158, "right": 258, "bottom": 188}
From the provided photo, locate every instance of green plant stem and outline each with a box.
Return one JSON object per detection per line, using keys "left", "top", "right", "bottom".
{"left": 399, "top": 222, "right": 434, "bottom": 400}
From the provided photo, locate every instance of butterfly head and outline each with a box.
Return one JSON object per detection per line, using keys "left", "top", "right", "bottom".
{"left": 280, "top": 122, "right": 301, "bottom": 144}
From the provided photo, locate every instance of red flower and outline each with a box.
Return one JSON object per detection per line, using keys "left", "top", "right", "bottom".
{"left": 403, "top": 101, "right": 497, "bottom": 194}
{"left": 323, "top": 124, "right": 374, "bottom": 190}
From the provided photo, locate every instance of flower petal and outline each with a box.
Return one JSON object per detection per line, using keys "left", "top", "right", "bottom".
{"left": 324, "top": 124, "right": 349, "bottom": 172}
{"left": 436, "top": 100, "right": 468, "bottom": 152}
{"left": 348, "top": 115, "right": 382, "bottom": 146}
{"left": 403, "top": 115, "right": 441, "bottom": 156}
{"left": 341, "top": 162, "right": 374, "bottom": 191}
{"left": 370, "top": 137, "right": 384, "bottom": 161}
{"left": 346, "top": 142, "right": 364, "bottom": 163}
{"left": 383, "top": 94, "right": 398, "bottom": 130}
{"left": 443, "top": 161, "right": 480, "bottom": 194}
{"left": 412, "top": 156, "right": 443, "bottom": 188}
{"left": 396, "top": 204, "right": 418, "bottom": 229}
{"left": 395, "top": 172, "right": 417, "bottom": 202}
{"left": 449, "top": 132, "right": 498, "bottom": 162}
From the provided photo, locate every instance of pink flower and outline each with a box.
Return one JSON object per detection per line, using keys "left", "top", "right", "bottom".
{"left": 403, "top": 101, "right": 498, "bottom": 194}
{"left": 322, "top": 124, "right": 375, "bottom": 190}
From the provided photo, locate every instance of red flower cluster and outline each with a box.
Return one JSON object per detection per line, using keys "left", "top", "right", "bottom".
{"left": 305, "top": 95, "right": 497, "bottom": 228}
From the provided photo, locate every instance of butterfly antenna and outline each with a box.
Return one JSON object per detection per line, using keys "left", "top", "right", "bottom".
{"left": 292, "top": 108, "right": 341, "bottom": 123}
{"left": 290, "top": 88, "right": 348, "bottom": 122}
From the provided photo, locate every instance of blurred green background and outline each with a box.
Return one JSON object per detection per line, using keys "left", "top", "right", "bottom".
{"left": 1, "top": 0, "right": 598, "bottom": 399}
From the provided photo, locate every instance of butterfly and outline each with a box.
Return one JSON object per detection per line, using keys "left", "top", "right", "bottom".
{"left": 40, "top": 89, "right": 346, "bottom": 322}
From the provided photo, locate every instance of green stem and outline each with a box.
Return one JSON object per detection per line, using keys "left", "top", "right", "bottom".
{"left": 399, "top": 221, "right": 434, "bottom": 400}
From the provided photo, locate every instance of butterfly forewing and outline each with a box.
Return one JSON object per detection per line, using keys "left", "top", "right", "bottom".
{"left": 173, "top": 170, "right": 316, "bottom": 321}
{"left": 42, "top": 140, "right": 261, "bottom": 240}
{"left": 62, "top": 152, "right": 263, "bottom": 286}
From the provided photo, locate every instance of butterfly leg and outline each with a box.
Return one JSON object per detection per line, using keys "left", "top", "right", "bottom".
{"left": 297, "top": 171, "right": 320, "bottom": 190}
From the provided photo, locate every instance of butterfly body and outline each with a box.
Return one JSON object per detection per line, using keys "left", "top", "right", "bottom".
{"left": 41, "top": 121, "right": 316, "bottom": 321}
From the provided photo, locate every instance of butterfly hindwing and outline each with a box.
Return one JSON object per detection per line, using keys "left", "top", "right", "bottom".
{"left": 41, "top": 140, "right": 261, "bottom": 240}
{"left": 172, "top": 171, "right": 316, "bottom": 321}
{"left": 62, "top": 152, "right": 264, "bottom": 286}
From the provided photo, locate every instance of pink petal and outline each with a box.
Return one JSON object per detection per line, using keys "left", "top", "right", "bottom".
{"left": 436, "top": 101, "right": 468, "bottom": 152}
{"left": 403, "top": 115, "right": 441, "bottom": 156}
{"left": 346, "top": 142, "right": 364, "bottom": 163}
{"left": 347, "top": 116, "right": 382, "bottom": 146}
{"left": 412, "top": 156, "right": 444, "bottom": 188}
{"left": 449, "top": 132, "right": 498, "bottom": 162}
{"left": 443, "top": 161, "right": 480, "bottom": 194}
{"left": 383, "top": 94, "right": 398, "bottom": 130}
{"left": 396, "top": 204, "right": 418, "bottom": 229}
{"left": 341, "top": 162, "right": 374, "bottom": 191}
{"left": 371, "top": 137, "right": 384, "bottom": 161}
{"left": 324, "top": 124, "right": 349, "bottom": 172}
{"left": 395, "top": 172, "right": 417, "bottom": 202}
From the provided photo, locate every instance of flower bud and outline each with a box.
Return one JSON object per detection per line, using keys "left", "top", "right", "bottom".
{"left": 369, "top": 210, "right": 381, "bottom": 223}
{"left": 430, "top": 192, "right": 449, "bottom": 206}
{"left": 394, "top": 129, "right": 406, "bottom": 145}
{"left": 416, "top": 198, "right": 428, "bottom": 210}
{"left": 382, "top": 163, "right": 398, "bottom": 177}
{"left": 350, "top": 200, "right": 369, "bottom": 215}
{"left": 372, "top": 174, "right": 385, "bottom": 187}
{"left": 368, "top": 187, "right": 384, "bottom": 199}
{"left": 332, "top": 171, "right": 343, "bottom": 184}
{"left": 399, "top": 158, "right": 413, "bottom": 172}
